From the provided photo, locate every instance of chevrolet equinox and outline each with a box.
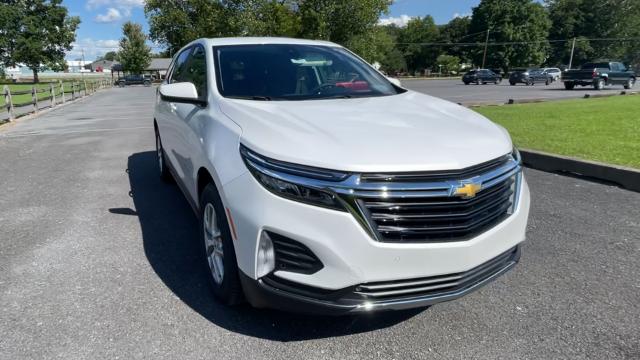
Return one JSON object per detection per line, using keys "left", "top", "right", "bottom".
{"left": 153, "top": 38, "right": 531, "bottom": 314}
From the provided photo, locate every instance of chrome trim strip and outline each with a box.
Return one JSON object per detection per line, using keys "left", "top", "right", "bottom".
{"left": 241, "top": 146, "right": 522, "bottom": 242}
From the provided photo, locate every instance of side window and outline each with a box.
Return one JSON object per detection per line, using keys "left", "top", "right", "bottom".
{"left": 169, "top": 48, "right": 192, "bottom": 83}
{"left": 610, "top": 63, "right": 620, "bottom": 71}
{"left": 182, "top": 46, "right": 208, "bottom": 100}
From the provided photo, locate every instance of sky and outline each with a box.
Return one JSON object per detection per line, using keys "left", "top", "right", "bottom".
{"left": 65, "top": 0, "right": 484, "bottom": 61}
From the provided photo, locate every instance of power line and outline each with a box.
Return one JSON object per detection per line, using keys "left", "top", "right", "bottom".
{"left": 393, "top": 37, "right": 640, "bottom": 47}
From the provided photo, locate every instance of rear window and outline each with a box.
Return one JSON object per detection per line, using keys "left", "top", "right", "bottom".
{"left": 581, "top": 63, "right": 610, "bottom": 69}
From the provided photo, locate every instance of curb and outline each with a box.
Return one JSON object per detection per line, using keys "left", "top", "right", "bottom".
{"left": 520, "top": 149, "right": 640, "bottom": 192}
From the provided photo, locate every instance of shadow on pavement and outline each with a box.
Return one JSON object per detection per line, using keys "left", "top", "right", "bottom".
{"left": 121, "top": 151, "right": 423, "bottom": 341}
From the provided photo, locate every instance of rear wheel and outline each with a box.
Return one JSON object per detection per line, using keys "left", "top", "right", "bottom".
{"left": 624, "top": 78, "right": 635, "bottom": 89}
{"left": 200, "top": 183, "right": 243, "bottom": 305}
{"left": 545, "top": 79, "right": 550, "bottom": 86}
{"left": 464, "top": 81, "right": 469, "bottom": 85}
{"left": 564, "top": 82, "right": 575, "bottom": 90}
{"left": 527, "top": 79, "right": 535, "bottom": 86}
{"left": 594, "top": 78, "right": 605, "bottom": 90}
{"left": 510, "top": 81, "right": 516, "bottom": 86}
{"left": 476, "top": 79, "right": 480, "bottom": 85}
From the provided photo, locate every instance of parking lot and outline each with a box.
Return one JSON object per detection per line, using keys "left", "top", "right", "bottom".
{"left": 402, "top": 78, "right": 627, "bottom": 104}
{"left": 1, "top": 87, "right": 639, "bottom": 359}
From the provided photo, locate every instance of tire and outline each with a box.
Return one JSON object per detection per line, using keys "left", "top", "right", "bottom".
{"left": 464, "top": 82, "right": 469, "bottom": 85}
{"left": 624, "top": 78, "right": 635, "bottom": 90}
{"left": 155, "top": 129, "right": 173, "bottom": 182}
{"left": 144, "top": 81, "right": 151, "bottom": 87}
{"left": 510, "top": 81, "right": 516, "bottom": 86}
{"left": 564, "top": 82, "right": 575, "bottom": 90}
{"left": 200, "top": 183, "right": 243, "bottom": 306}
{"left": 476, "top": 79, "right": 480, "bottom": 85}
{"left": 545, "top": 79, "right": 550, "bottom": 86}
{"left": 528, "top": 79, "right": 535, "bottom": 86}
{"left": 118, "top": 82, "right": 125, "bottom": 88}
{"left": 594, "top": 78, "right": 605, "bottom": 90}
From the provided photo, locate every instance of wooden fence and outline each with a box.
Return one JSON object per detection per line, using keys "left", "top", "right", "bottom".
{"left": 2, "top": 79, "right": 111, "bottom": 122}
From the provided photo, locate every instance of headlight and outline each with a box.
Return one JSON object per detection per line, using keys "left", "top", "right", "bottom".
{"left": 240, "top": 145, "right": 348, "bottom": 211}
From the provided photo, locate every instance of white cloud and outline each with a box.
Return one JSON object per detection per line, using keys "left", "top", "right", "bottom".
{"left": 67, "top": 38, "right": 120, "bottom": 61}
{"left": 453, "top": 12, "right": 471, "bottom": 19}
{"left": 88, "top": 0, "right": 144, "bottom": 22}
{"left": 378, "top": 14, "right": 414, "bottom": 27}
{"left": 95, "top": 8, "right": 122, "bottom": 23}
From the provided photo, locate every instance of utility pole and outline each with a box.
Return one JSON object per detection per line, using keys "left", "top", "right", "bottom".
{"left": 81, "top": 48, "right": 86, "bottom": 79}
{"left": 482, "top": 29, "right": 490, "bottom": 69}
{"left": 568, "top": 37, "right": 576, "bottom": 69}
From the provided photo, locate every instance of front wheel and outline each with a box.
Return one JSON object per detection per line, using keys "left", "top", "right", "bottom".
{"left": 510, "top": 81, "right": 516, "bottom": 86}
{"left": 624, "top": 78, "right": 635, "bottom": 89}
{"left": 564, "top": 82, "right": 575, "bottom": 90}
{"left": 155, "top": 130, "right": 172, "bottom": 182}
{"left": 200, "top": 184, "right": 243, "bottom": 305}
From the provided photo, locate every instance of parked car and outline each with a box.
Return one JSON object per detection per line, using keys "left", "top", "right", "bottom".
{"left": 562, "top": 61, "right": 636, "bottom": 90}
{"left": 462, "top": 69, "right": 502, "bottom": 85}
{"left": 117, "top": 74, "right": 151, "bottom": 87}
{"left": 542, "top": 67, "right": 562, "bottom": 82}
{"left": 509, "top": 68, "right": 553, "bottom": 86}
{"left": 154, "top": 38, "right": 530, "bottom": 315}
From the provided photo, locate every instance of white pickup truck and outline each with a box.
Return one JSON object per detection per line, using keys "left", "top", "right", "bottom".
{"left": 153, "top": 37, "right": 530, "bottom": 314}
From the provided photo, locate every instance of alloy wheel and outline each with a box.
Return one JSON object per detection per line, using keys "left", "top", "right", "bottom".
{"left": 203, "top": 203, "right": 224, "bottom": 285}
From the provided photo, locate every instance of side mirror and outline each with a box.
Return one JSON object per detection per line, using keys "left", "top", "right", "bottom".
{"left": 387, "top": 77, "right": 402, "bottom": 87}
{"left": 159, "top": 82, "right": 207, "bottom": 106}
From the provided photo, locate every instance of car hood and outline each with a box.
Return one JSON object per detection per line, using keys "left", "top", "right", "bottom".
{"left": 219, "top": 91, "right": 512, "bottom": 173}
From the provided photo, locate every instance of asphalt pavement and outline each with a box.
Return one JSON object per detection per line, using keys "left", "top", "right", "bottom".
{"left": 1, "top": 87, "right": 639, "bottom": 359}
{"left": 402, "top": 78, "right": 628, "bottom": 104}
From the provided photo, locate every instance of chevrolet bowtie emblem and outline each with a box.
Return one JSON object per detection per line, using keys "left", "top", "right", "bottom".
{"left": 453, "top": 183, "right": 482, "bottom": 199}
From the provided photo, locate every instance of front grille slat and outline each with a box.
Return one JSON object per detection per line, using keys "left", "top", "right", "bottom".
{"left": 355, "top": 247, "right": 518, "bottom": 299}
{"left": 269, "top": 232, "right": 324, "bottom": 274}
{"left": 356, "top": 155, "right": 520, "bottom": 243}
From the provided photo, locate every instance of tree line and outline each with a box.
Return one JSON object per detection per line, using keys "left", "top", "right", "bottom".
{"left": 146, "top": 0, "right": 640, "bottom": 75}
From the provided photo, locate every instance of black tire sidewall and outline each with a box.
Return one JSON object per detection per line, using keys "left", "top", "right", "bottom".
{"left": 155, "top": 130, "right": 172, "bottom": 181}
{"left": 199, "top": 184, "right": 243, "bottom": 305}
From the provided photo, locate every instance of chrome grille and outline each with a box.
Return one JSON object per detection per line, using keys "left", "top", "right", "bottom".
{"left": 355, "top": 246, "right": 519, "bottom": 299}
{"left": 344, "top": 155, "right": 521, "bottom": 243}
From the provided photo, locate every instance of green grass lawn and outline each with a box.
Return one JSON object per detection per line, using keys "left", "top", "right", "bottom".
{"left": 475, "top": 95, "right": 640, "bottom": 169}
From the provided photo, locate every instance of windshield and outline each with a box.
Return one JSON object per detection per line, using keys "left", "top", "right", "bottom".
{"left": 213, "top": 44, "right": 401, "bottom": 100}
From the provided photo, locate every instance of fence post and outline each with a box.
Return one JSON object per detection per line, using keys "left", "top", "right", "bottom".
{"left": 83, "top": 80, "right": 88, "bottom": 96}
{"left": 32, "top": 86, "right": 39, "bottom": 114}
{"left": 50, "top": 83, "right": 56, "bottom": 107}
{"left": 60, "top": 81, "right": 66, "bottom": 104}
{"left": 71, "top": 82, "right": 76, "bottom": 100}
{"left": 4, "top": 85, "right": 14, "bottom": 121}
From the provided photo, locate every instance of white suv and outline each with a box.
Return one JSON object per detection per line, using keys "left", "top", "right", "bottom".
{"left": 154, "top": 38, "right": 531, "bottom": 314}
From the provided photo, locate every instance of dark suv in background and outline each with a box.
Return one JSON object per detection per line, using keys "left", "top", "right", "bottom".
{"left": 117, "top": 74, "right": 152, "bottom": 87}
{"left": 462, "top": 69, "right": 502, "bottom": 85}
{"left": 509, "top": 68, "right": 553, "bottom": 86}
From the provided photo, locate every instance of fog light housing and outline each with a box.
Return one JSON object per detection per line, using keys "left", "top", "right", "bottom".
{"left": 256, "top": 231, "right": 276, "bottom": 278}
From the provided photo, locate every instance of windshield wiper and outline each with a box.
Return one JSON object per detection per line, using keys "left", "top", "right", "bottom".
{"left": 227, "top": 95, "right": 272, "bottom": 101}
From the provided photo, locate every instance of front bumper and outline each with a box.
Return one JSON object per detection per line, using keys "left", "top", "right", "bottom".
{"left": 222, "top": 169, "right": 530, "bottom": 312}
{"left": 240, "top": 246, "right": 521, "bottom": 315}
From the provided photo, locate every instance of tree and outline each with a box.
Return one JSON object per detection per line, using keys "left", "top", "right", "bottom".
{"left": 436, "top": 54, "right": 461, "bottom": 75}
{"left": 298, "top": 0, "right": 392, "bottom": 44}
{"left": 145, "top": 0, "right": 392, "bottom": 55}
{"left": 1, "top": 0, "right": 80, "bottom": 83}
{"left": 0, "top": 1, "right": 22, "bottom": 68}
{"left": 118, "top": 22, "right": 151, "bottom": 74}
{"left": 546, "top": 0, "right": 640, "bottom": 67}
{"left": 103, "top": 51, "right": 118, "bottom": 61}
{"left": 397, "top": 16, "right": 440, "bottom": 74}
{"left": 469, "top": 0, "right": 550, "bottom": 71}
{"left": 438, "top": 16, "right": 472, "bottom": 63}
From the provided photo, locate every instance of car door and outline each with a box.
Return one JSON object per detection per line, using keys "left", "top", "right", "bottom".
{"left": 156, "top": 46, "right": 193, "bottom": 180}
{"left": 611, "top": 62, "right": 625, "bottom": 84}
{"left": 169, "top": 44, "right": 209, "bottom": 199}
